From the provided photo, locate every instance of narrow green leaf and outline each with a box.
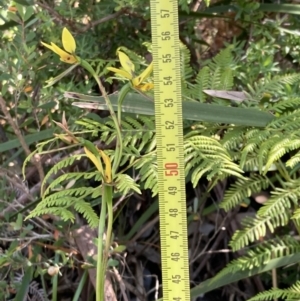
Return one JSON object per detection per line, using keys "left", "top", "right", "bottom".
{"left": 188, "top": 252, "right": 300, "bottom": 298}
{"left": 259, "top": 3, "right": 300, "bottom": 15}
{"left": 66, "top": 92, "right": 274, "bottom": 127}
{"left": 15, "top": 213, "right": 23, "bottom": 229}
{"left": 0, "top": 128, "right": 55, "bottom": 153}
{"left": 14, "top": 265, "right": 33, "bottom": 301}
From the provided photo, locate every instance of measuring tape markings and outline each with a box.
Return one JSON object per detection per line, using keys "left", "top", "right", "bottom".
{"left": 150, "top": 1, "right": 190, "bottom": 300}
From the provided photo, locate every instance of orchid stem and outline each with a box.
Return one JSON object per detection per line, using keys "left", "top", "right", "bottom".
{"left": 104, "top": 184, "right": 113, "bottom": 275}
{"left": 79, "top": 59, "right": 120, "bottom": 301}
{"left": 79, "top": 59, "right": 123, "bottom": 176}
{"left": 96, "top": 184, "right": 110, "bottom": 301}
{"left": 117, "top": 83, "right": 131, "bottom": 126}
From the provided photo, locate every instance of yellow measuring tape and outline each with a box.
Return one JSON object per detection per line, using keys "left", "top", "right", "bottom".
{"left": 150, "top": 1, "right": 190, "bottom": 300}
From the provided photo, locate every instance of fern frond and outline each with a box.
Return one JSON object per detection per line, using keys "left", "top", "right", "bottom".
{"left": 248, "top": 280, "right": 300, "bottom": 301}
{"left": 121, "top": 145, "right": 140, "bottom": 165}
{"left": 193, "top": 66, "right": 211, "bottom": 102}
{"left": 269, "top": 97, "right": 300, "bottom": 113}
{"left": 240, "top": 130, "right": 272, "bottom": 170}
{"left": 134, "top": 154, "right": 158, "bottom": 196}
{"left": 27, "top": 206, "right": 76, "bottom": 222}
{"left": 115, "top": 174, "right": 141, "bottom": 196}
{"left": 180, "top": 42, "right": 193, "bottom": 82}
{"left": 42, "top": 154, "right": 86, "bottom": 192}
{"left": 22, "top": 136, "right": 60, "bottom": 178}
{"left": 209, "top": 46, "right": 234, "bottom": 70}
{"left": 229, "top": 214, "right": 289, "bottom": 251}
{"left": 211, "top": 66, "right": 222, "bottom": 90}
{"left": 123, "top": 115, "right": 144, "bottom": 130}
{"left": 185, "top": 135, "right": 243, "bottom": 186}
{"left": 189, "top": 47, "right": 234, "bottom": 103}
{"left": 210, "top": 49, "right": 235, "bottom": 96}
{"left": 240, "top": 156, "right": 260, "bottom": 172}
{"left": 43, "top": 187, "right": 96, "bottom": 204}
{"left": 250, "top": 74, "right": 300, "bottom": 100}
{"left": 257, "top": 134, "right": 284, "bottom": 172}
{"left": 73, "top": 200, "right": 99, "bottom": 228}
{"left": 75, "top": 118, "right": 102, "bottom": 136}
{"left": 216, "top": 236, "right": 300, "bottom": 281}
{"left": 28, "top": 194, "right": 98, "bottom": 228}
{"left": 139, "top": 115, "right": 156, "bottom": 131}
{"left": 220, "top": 175, "right": 270, "bottom": 211}
{"left": 138, "top": 130, "right": 155, "bottom": 153}
{"left": 28, "top": 280, "right": 50, "bottom": 301}
{"left": 34, "top": 196, "right": 78, "bottom": 209}
{"left": 81, "top": 115, "right": 156, "bottom": 166}
{"left": 286, "top": 152, "right": 300, "bottom": 168}
{"left": 268, "top": 110, "right": 300, "bottom": 132}
{"left": 264, "top": 135, "right": 300, "bottom": 172}
{"left": 43, "top": 171, "right": 100, "bottom": 197}
{"left": 219, "top": 68, "right": 233, "bottom": 90}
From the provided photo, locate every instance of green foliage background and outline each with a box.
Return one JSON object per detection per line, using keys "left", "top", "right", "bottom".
{"left": 2, "top": 0, "right": 300, "bottom": 300}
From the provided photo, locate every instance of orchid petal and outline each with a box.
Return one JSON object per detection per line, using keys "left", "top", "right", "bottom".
{"left": 136, "top": 83, "right": 154, "bottom": 91}
{"left": 84, "top": 147, "right": 104, "bottom": 175}
{"left": 41, "top": 41, "right": 77, "bottom": 64}
{"left": 62, "top": 27, "right": 76, "bottom": 53}
{"left": 132, "top": 62, "right": 153, "bottom": 86}
{"left": 107, "top": 67, "right": 132, "bottom": 80}
{"left": 60, "top": 55, "right": 77, "bottom": 64}
{"left": 99, "top": 150, "right": 112, "bottom": 183}
{"left": 41, "top": 41, "right": 62, "bottom": 55}
{"left": 117, "top": 51, "right": 135, "bottom": 75}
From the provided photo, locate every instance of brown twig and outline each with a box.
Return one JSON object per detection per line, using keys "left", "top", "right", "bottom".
{"left": 0, "top": 182, "right": 40, "bottom": 220}
{"left": 35, "top": 1, "right": 125, "bottom": 33}
{"left": 191, "top": 0, "right": 204, "bottom": 12}
{"left": 112, "top": 267, "right": 129, "bottom": 301}
{"left": 80, "top": 10, "right": 124, "bottom": 32}
{"left": 35, "top": 1, "right": 70, "bottom": 27}
{"left": 0, "top": 96, "right": 44, "bottom": 182}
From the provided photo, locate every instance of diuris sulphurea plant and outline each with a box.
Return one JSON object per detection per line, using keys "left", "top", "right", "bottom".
{"left": 26, "top": 27, "right": 151, "bottom": 301}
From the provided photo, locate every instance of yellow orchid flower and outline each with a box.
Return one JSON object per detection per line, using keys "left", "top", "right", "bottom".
{"left": 41, "top": 28, "right": 78, "bottom": 64}
{"left": 99, "top": 149, "right": 112, "bottom": 183}
{"left": 107, "top": 50, "right": 153, "bottom": 91}
{"left": 84, "top": 147, "right": 112, "bottom": 184}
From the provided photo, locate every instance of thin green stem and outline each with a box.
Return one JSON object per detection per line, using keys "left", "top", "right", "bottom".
{"left": 79, "top": 59, "right": 123, "bottom": 176}
{"left": 117, "top": 83, "right": 131, "bottom": 126}
{"left": 277, "top": 160, "right": 291, "bottom": 182}
{"left": 110, "top": 83, "right": 132, "bottom": 174}
{"left": 96, "top": 185, "right": 107, "bottom": 301}
{"left": 80, "top": 60, "right": 119, "bottom": 301}
{"left": 79, "top": 59, "right": 127, "bottom": 301}
{"left": 72, "top": 269, "right": 88, "bottom": 301}
{"left": 96, "top": 184, "right": 113, "bottom": 301}
{"left": 104, "top": 184, "right": 113, "bottom": 262}
{"left": 51, "top": 252, "right": 59, "bottom": 301}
